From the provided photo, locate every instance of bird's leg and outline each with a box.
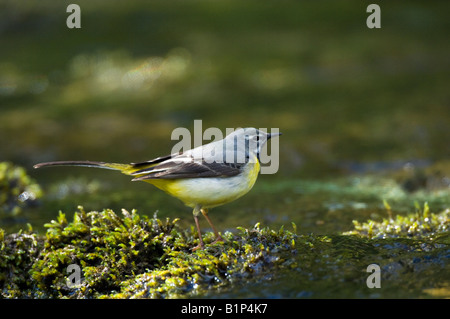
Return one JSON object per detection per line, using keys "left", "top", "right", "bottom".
{"left": 201, "top": 208, "right": 224, "bottom": 244}
{"left": 192, "top": 205, "right": 205, "bottom": 251}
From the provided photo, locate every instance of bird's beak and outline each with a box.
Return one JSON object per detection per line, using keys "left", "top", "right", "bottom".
{"left": 268, "top": 132, "right": 282, "bottom": 139}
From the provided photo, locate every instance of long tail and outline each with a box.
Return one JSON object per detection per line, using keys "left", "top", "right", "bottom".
{"left": 33, "top": 161, "right": 133, "bottom": 173}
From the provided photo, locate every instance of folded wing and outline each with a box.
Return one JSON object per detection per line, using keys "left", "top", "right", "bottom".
{"left": 130, "top": 154, "right": 242, "bottom": 181}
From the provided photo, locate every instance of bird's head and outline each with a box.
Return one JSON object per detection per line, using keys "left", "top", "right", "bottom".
{"left": 224, "top": 127, "right": 282, "bottom": 160}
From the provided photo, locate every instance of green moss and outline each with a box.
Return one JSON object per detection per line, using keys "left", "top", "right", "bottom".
{"left": 1, "top": 200, "right": 448, "bottom": 298}
{"left": 345, "top": 202, "right": 449, "bottom": 240}
{"left": 0, "top": 206, "right": 297, "bottom": 298}
{"left": 29, "top": 207, "right": 183, "bottom": 298}
{"left": 0, "top": 227, "right": 43, "bottom": 297}
{"left": 0, "top": 162, "right": 42, "bottom": 215}
{"left": 116, "top": 222, "right": 297, "bottom": 298}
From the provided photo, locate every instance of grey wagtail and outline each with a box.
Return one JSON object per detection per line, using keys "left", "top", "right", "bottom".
{"left": 34, "top": 127, "right": 281, "bottom": 250}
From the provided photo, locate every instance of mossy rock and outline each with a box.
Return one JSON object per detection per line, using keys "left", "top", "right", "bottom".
{"left": 1, "top": 201, "right": 448, "bottom": 298}
{"left": 0, "top": 206, "right": 297, "bottom": 298}
{"left": 345, "top": 202, "right": 449, "bottom": 241}
{"left": 0, "top": 227, "right": 43, "bottom": 297}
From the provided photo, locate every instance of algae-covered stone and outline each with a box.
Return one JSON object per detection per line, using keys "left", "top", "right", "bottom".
{"left": 345, "top": 202, "right": 449, "bottom": 240}
{"left": 31, "top": 207, "right": 181, "bottom": 298}
{"left": 1, "top": 206, "right": 297, "bottom": 298}
{"left": 2, "top": 200, "right": 447, "bottom": 298}
{"left": 0, "top": 227, "right": 43, "bottom": 298}
{"left": 337, "top": 201, "right": 449, "bottom": 298}
{"left": 0, "top": 162, "right": 42, "bottom": 216}
{"left": 116, "top": 223, "right": 297, "bottom": 298}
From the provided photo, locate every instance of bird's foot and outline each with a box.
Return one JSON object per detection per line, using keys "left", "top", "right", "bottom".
{"left": 192, "top": 235, "right": 224, "bottom": 251}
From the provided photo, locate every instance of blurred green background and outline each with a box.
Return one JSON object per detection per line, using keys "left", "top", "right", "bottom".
{"left": 1, "top": 0, "right": 449, "bottom": 299}
{"left": 1, "top": 0, "right": 449, "bottom": 257}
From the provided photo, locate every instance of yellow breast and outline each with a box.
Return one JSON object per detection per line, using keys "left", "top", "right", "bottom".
{"left": 146, "top": 157, "right": 260, "bottom": 209}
